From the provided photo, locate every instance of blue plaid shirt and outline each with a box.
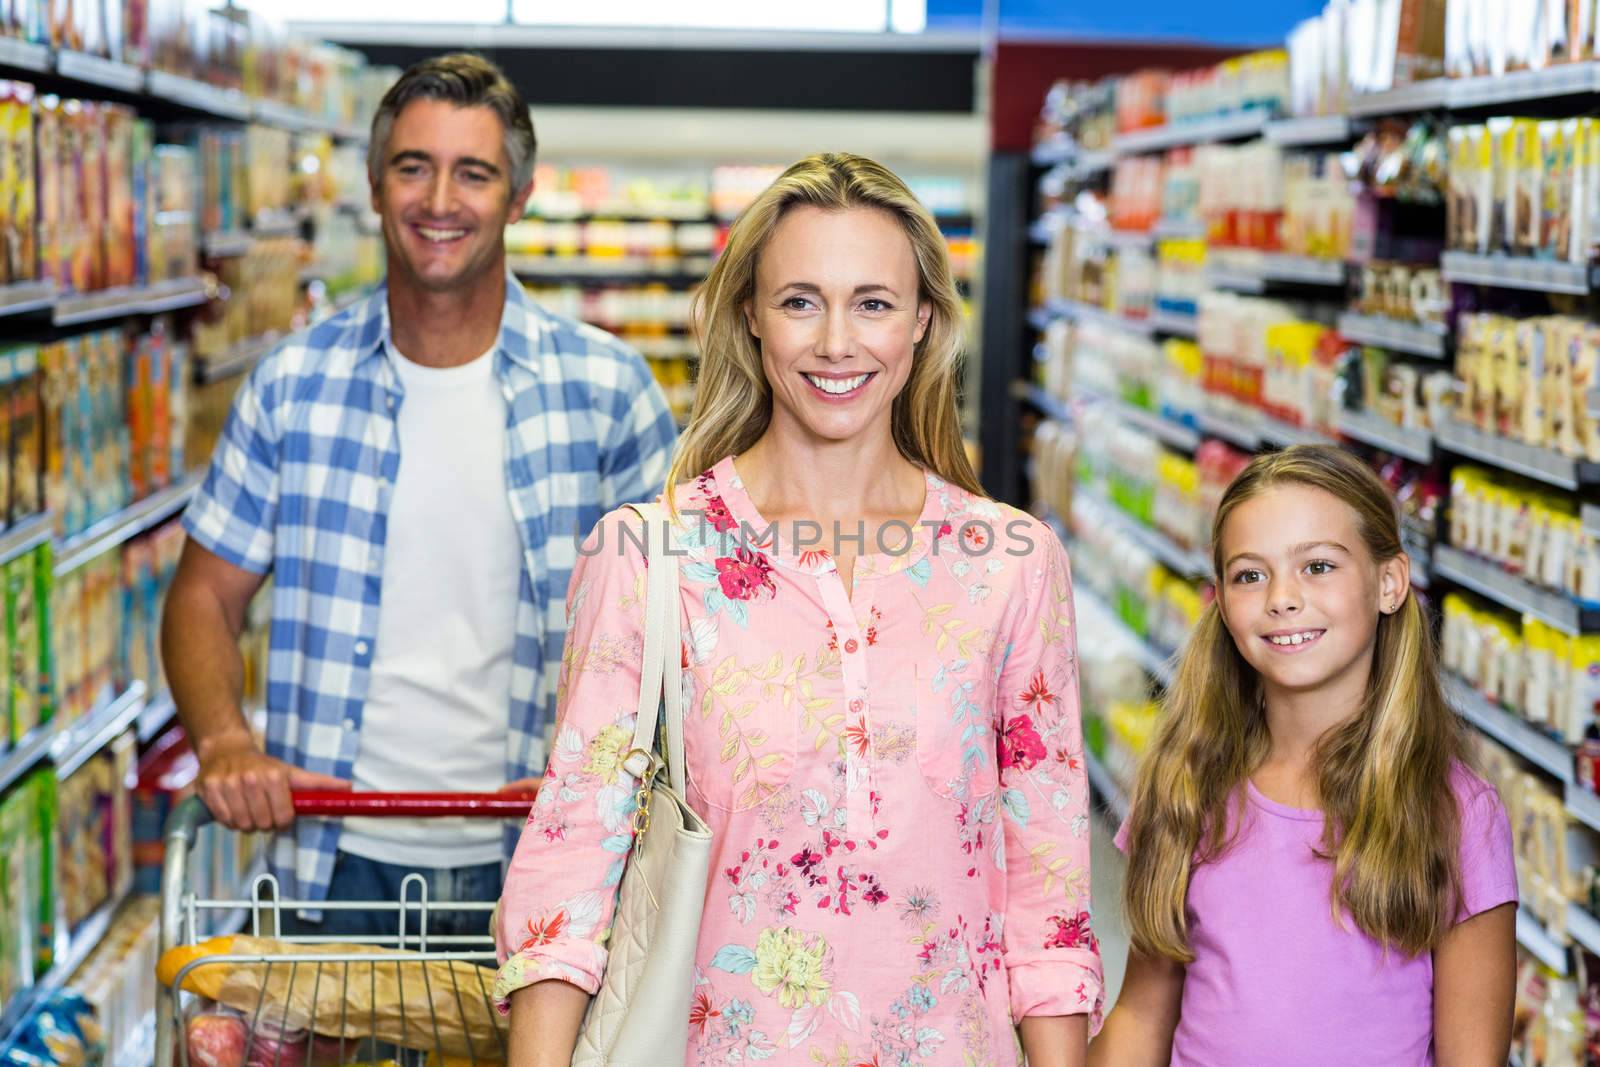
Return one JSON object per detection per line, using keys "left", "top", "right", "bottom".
{"left": 182, "top": 275, "right": 678, "bottom": 903}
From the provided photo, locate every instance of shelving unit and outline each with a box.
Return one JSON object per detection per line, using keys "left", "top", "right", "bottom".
{"left": 1445, "top": 675, "right": 1572, "bottom": 781}
{"left": 1335, "top": 312, "right": 1449, "bottom": 359}
{"left": 1432, "top": 545, "right": 1599, "bottom": 636}
{"left": 1334, "top": 410, "right": 1433, "bottom": 463}
{"left": 1435, "top": 419, "right": 1600, "bottom": 492}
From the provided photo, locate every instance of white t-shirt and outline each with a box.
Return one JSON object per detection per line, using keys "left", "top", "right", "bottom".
{"left": 339, "top": 341, "right": 522, "bottom": 868}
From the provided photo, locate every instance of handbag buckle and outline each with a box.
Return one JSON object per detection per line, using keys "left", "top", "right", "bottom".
{"left": 624, "top": 747, "right": 662, "bottom": 838}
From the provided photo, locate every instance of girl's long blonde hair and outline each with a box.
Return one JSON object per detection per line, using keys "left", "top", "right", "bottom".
{"left": 1123, "top": 445, "right": 1468, "bottom": 961}
{"left": 663, "top": 152, "right": 981, "bottom": 501}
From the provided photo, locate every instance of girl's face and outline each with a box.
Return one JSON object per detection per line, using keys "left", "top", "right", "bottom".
{"left": 744, "top": 204, "right": 931, "bottom": 448}
{"left": 1217, "top": 484, "right": 1409, "bottom": 703}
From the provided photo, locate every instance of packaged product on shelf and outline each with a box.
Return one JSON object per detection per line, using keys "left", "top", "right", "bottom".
{"left": 69, "top": 897, "right": 160, "bottom": 1067}
{"left": 149, "top": 143, "right": 198, "bottom": 283}
{"left": 1456, "top": 312, "right": 1600, "bottom": 462}
{"left": 57, "top": 732, "right": 133, "bottom": 931}
{"left": 0, "top": 81, "right": 37, "bottom": 287}
{"left": 130, "top": 118, "right": 152, "bottom": 287}
{"left": 8, "top": 547, "right": 40, "bottom": 743}
{"left": 102, "top": 104, "right": 135, "bottom": 290}
{"left": 10, "top": 342, "right": 38, "bottom": 524}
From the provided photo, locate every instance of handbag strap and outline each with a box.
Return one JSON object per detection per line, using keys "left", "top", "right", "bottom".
{"left": 620, "top": 502, "right": 685, "bottom": 795}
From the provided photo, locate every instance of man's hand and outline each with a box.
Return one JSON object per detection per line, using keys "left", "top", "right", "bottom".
{"left": 196, "top": 732, "right": 351, "bottom": 831}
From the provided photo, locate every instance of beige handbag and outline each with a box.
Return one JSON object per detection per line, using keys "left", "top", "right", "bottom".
{"left": 572, "top": 503, "right": 713, "bottom": 1066}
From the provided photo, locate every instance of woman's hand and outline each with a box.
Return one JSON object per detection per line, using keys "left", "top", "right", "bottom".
{"left": 508, "top": 979, "right": 590, "bottom": 1067}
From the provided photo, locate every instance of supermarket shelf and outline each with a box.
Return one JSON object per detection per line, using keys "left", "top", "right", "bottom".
{"left": 508, "top": 255, "right": 713, "bottom": 282}
{"left": 0, "top": 725, "right": 60, "bottom": 801}
{"left": 53, "top": 277, "right": 210, "bottom": 328}
{"left": 1031, "top": 134, "right": 1075, "bottom": 167}
{"left": 0, "top": 281, "right": 57, "bottom": 319}
{"left": 1070, "top": 149, "right": 1115, "bottom": 182}
{"left": 113, "top": 1010, "right": 157, "bottom": 1067}
{"left": 1588, "top": 389, "right": 1600, "bottom": 418}
{"left": 54, "top": 473, "right": 204, "bottom": 577}
{"left": 1264, "top": 113, "right": 1354, "bottom": 146}
{"left": 0, "top": 36, "right": 50, "bottom": 73}
{"left": 1516, "top": 907, "right": 1571, "bottom": 976}
{"left": 1567, "top": 902, "right": 1600, "bottom": 959}
{"left": 1254, "top": 414, "right": 1339, "bottom": 449}
{"left": 1446, "top": 673, "right": 1571, "bottom": 781}
{"left": 1259, "top": 253, "right": 1347, "bottom": 287}
{"left": 1084, "top": 747, "right": 1131, "bottom": 826}
{"left": 1150, "top": 308, "right": 1199, "bottom": 338}
{"left": 196, "top": 331, "right": 282, "bottom": 385}
{"left": 53, "top": 50, "right": 142, "bottom": 93}
{"left": 1435, "top": 417, "right": 1600, "bottom": 491}
{"left": 137, "top": 691, "right": 177, "bottom": 744}
{"left": 144, "top": 70, "right": 250, "bottom": 121}
{"left": 1074, "top": 583, "right": 1177, "bottom": 687}
{"left": 1013, "top": 380, "right": 1074, "bottom": 425}
{"left": 1584, "top": 505, "right": 1600, "bottom": 539}
{"left": 1441, "top": 251, "right": 1596, "bottom": 295}
{"left": 201, "top": 230, "right": 252, "bottom": 259}
{"left": 1104, "top": 229, "right": 1154, "bottom": 253}
{"left": 1335, "top": 312, "right": 1449, "bottom": 359}
{"left": 1196, "top": 408, "right": 1262, "bottom": 450}
{"left": 1434, "top": 544, "right": 1599, "bottom": 636}
{"left": 630, "top": 336, "right": 699, "bottom": 360}
{"left": 1449, "top": 61, "right": 1600, "bottom": 110}
{"left": 1335, "top": 409, "right": 1434, "bottom": 463}
{"left": 1053, "top": 298, "right": 1155, "bottom": 337}
{"left": 1113, "top": 109, "right": 1271, "bottom": 154}
{"left": 52, "top": 682, "right": 146, "bottom": 781}
{"left": 1085, "top": 391, "right": 1201, "bottom": 452}
{"left": 1152, "top": 218, "right": 1205, "bottom": 240}
{"left": 0, "top": 513, "right": 54, "bottom": 570}
{"left": 1080, "top": 492, "right": 1213, "bottom": 580}
{"left": 1565, "top": 781, "right": 1600, "bottom": 834}
{"left": 1348, "top": 79, "right": 1452, "bottom": 117}
{"left": 0, "top": 882, "right": 137, "bottom": 1059}
{"left": 1205, "top": 263, "right": 1266, "bottom": 294}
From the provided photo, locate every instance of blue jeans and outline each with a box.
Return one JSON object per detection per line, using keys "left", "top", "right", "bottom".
{"left": 278, "top": 851, "right": 503, "bottom": 943}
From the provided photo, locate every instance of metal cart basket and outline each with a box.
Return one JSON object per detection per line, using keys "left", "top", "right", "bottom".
{"left": 155, "top": 790, "right": 536, "bottom": 1066}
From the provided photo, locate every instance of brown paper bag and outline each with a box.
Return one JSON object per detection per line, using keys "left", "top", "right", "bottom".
{"left": 208, "top": 935, "right": 508, "bottom": 1060}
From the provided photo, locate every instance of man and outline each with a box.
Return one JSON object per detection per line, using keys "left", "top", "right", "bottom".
{"left": 161, "top": 53, "right": 677, "bottom": 933}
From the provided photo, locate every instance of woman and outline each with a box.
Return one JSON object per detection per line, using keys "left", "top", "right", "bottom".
{"left": 495, "top": 152, "right": 1102, "bottom": 1066}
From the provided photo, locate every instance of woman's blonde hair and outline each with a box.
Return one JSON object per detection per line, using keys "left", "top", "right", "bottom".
{"left": 1123, "top": 445, "right": 1468, "bottom": 961}
{"left": 663, "top": 152, "right": 981, "bottom": 501}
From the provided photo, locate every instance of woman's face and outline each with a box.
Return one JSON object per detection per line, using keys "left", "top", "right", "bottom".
{"left": 745, "top": 204, "right": 931, "bottom": 447}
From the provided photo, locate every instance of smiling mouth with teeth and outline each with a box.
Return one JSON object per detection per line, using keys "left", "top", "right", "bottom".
{"left": 1264, "top": 630, "right": 1326, "bottom": 648}
{"left": 416, "top": 226, "right": 468, "bottom": 242}
{"left": 803, "top": 372, "right": 874, "bottom": 396}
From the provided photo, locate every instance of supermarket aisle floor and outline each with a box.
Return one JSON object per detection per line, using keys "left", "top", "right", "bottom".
{"left": 1092, "top": 808, "right": 1130, "bottom": 1009}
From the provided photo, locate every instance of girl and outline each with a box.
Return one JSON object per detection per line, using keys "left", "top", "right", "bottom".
{"left": 1090, "top": 445, "right": 1516, "bottom": 1067}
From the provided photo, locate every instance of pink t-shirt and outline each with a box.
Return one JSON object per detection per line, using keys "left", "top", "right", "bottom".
{"left": 1116, "top": 765, "right": 1516, "bottom": 1066}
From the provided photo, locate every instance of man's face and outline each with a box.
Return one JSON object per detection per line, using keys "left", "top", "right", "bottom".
{"left": 371, "top": 98, "right": 531, "bottom": 294}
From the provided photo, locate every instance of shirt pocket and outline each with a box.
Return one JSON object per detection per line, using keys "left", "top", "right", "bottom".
{"left": 909, "top": 661, "right": 1000, "bottom": 803}
{"left": 680, "top": 660, "right": 799, "bottom": 813}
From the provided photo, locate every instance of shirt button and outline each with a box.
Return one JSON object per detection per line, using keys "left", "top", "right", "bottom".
{"left": 385, "top": 396, "right": 395, "bottom": 409}
{"left": 849, "top": 698, "right": 864, "bottom": 713}
{"left": 355, "top": 640, "right": 370, "bottom": 656}
{"left": 342, "top": 718, "right": 356, "bottom": 731}
{"left": 843, "top": 638, "right": 858, "bottom": 653}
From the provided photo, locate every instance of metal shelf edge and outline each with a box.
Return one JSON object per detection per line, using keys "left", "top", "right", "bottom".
{"left": 1516, "top": 906, "right": 1570, "bottom": 975}
{"left": 1334, "top": 410, "right": 1434, "bottom": 463}
{"left": 51, "top": 682, "right": 146, "bottom": 781}
{"left": 53, "top": 475, "right": 203, "bottom": 577}
{"left": 1446, "top": 674, "right": 1573, "bottom": 780}
{"left": 1433, "top": 544, "right": 1588, "bottom": 636}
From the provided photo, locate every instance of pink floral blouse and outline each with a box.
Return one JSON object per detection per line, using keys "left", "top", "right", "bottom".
{"left": 494, "top": 456, "right": 1104, "bottom": 1065}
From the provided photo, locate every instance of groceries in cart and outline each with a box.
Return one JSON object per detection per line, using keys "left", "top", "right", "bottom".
{"left": 163, "top": 933, "right": 509, "bottom": 1066}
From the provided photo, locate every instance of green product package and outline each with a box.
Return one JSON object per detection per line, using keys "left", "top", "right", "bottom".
{"left": 33, "top": 545, "right": 53, "bottom": 730}
{"left": 7, "top": 550, "right": 38, "bottom": 744}
{"left": 28, "top": 770, "right": 57, "bottom": 977}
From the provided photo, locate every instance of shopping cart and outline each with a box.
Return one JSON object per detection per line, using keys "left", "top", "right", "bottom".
{"left": 155, "top": 790, "right": 537, "bottom": 1067}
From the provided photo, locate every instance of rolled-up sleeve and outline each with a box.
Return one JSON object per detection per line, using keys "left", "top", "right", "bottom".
{"left": 181, "top": 356, "right": 281, "bottom": 573}
{"left": 995, "top": 531, "right": 1105, "bottom": 1032}
{"left": 493, "top": 508, "right": 649, "bottom": 1006}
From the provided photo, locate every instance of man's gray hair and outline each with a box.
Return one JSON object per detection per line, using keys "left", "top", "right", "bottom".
{"left": 367, "top": 53, "right": 537, "bottom": 191}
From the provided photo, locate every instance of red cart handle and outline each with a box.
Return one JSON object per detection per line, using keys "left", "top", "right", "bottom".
{"left": 290, "top": 790, "right": 539, "bottom": 818}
